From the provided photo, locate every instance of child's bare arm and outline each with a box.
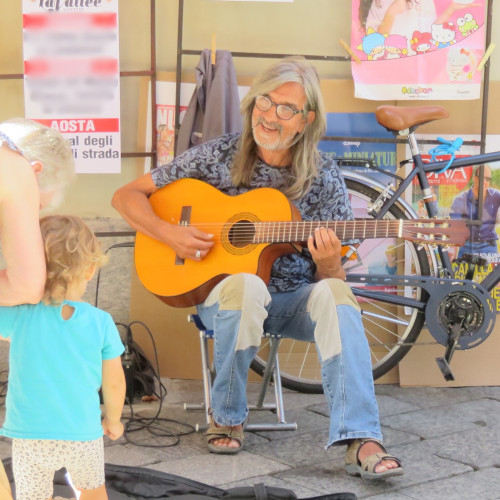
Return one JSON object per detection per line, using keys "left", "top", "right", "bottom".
{"left": 101, "top": 356, "right": 126, "bottom": 440}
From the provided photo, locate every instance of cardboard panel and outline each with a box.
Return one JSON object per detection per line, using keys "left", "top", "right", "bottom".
{"left": 399, "top": 325, "right": 500, "bottom": 387}
{"left": 129, "top": 267, "right": 200, "bottom": 379}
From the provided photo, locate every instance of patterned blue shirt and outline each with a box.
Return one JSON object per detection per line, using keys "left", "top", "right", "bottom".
{"left": 151, "top": 134, "right": 353, "bottom": 292}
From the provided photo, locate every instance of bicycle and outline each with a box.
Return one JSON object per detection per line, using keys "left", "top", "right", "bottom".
{"left": 251, "top": 104, "right": 500, "bottom": 392}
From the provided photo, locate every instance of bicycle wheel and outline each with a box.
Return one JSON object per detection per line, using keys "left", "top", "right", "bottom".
{"left": 344, "top": 178, "right": 431, "bottom": 379}
{"left": 251, "top": 176, "right": 431, "bottom": 392}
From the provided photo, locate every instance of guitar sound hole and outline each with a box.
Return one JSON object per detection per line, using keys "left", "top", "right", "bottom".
{"left": 228, "top": 220, "right": 255, "bottom": 248}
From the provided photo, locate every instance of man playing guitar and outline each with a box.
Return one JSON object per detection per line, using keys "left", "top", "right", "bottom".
{"left": 112, "top": 56, "right": 403, "bottom": 479}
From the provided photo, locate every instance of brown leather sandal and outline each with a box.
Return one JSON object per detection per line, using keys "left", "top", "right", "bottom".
{"left": 344, "top": 438, "right": 404, "bottom": 479}
{"left": 206, "top": 419, "right": 245, "bottom": 455}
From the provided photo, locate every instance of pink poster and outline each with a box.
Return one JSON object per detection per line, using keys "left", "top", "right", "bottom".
{"left": 351, "top": 0, "right": 486, "bottom": 100}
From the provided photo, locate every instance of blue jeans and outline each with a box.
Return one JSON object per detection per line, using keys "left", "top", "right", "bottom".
{"left": 197, "top": 273, "right": 382, "bottom": 448}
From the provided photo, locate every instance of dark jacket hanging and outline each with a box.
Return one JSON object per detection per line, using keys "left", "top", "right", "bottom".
{"left": 176, "top": 49, "right": 243, "bottom": 155}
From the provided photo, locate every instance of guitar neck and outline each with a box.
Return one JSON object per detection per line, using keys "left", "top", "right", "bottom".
{"left": 254, "top": 220, "right": 402, "bottom": 243}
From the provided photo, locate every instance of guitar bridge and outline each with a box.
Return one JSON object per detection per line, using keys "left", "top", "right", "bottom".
{"left": 176, "top": 206, "right": 192, "bottom": 265}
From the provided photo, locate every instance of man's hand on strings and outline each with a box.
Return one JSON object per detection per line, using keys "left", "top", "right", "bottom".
{"left": 163, "top": 224, "right": 214, "bottom": 261}
{"left": 308, "top": 227, "right": 346, "bottom": 281}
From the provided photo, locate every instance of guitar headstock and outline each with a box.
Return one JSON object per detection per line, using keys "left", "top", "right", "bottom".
{"left": 404, "top": 219, "right": 470, "bottom": 247}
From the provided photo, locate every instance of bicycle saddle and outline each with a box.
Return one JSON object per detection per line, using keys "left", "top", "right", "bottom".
{"left": 376, "top": 105, "right": 449, "bottom": 134}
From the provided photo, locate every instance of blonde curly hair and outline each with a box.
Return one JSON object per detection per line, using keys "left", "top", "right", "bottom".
{"left": 40, "top": 215, "right": 108, "bottom": 305}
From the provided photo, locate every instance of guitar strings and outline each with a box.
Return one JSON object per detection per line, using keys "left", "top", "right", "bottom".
{"left": 176, "top": 220, "right": 458, "bottom": 243}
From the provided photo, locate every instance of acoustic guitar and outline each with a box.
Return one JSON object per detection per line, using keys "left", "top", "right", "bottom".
{"left": 134, "top": 178, "right": 469, "bottom": 308}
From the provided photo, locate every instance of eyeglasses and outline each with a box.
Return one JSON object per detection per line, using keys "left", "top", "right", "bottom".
{"left": 254, "top": 95, "right": 304, "bottom": 121}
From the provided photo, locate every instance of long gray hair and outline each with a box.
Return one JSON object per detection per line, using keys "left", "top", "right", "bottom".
{"left": 232, "top": 56, "right": 326, "bottom": 200}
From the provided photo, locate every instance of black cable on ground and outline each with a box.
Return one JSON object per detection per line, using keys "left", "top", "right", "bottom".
{"left": 115, "top": 320, "right": 196, "bottom": 448}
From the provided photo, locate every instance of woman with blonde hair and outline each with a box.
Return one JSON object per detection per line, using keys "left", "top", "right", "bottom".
{"left": 0, "top": 117, "right": 74, "bottom": 305}
{"left": 0, "top": 118, "right": 74, "bottom": 496}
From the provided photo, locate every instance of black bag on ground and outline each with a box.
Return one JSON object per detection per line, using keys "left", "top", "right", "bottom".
{"left": 99, "top": 464, "right": 358, "bottom": 499}
{"left": 3, "top": 460, "right": 357, "bottom": 500}
{"left": 222, "top": 483, "right": 357, "bottom": 499}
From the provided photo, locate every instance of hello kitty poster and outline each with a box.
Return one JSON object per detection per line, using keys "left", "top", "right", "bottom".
{"left": 351, "top": 0, "right": 486, "bottom": 100}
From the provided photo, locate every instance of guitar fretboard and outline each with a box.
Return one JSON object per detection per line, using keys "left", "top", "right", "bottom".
{"left": 253, "top": 220, "right": 402, "bottom": 243}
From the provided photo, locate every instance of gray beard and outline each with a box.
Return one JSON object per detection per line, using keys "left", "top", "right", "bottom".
{"left": 252, "top": 127, "right": 302, "bottom": 151}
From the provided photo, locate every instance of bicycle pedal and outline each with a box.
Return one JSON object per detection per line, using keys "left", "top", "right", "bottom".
{"left": 461, "top": 253, "right": 488, "bottom": 267}
{"left": 436, "top": 357, "right": 455, "bottom": 382}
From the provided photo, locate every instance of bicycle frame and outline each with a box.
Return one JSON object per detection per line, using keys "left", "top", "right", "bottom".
{"left": 353, "top": 130, "right": 500, "bottom": 290}
{"left": 343, "top": 128, "right": 500, "bottom": 379}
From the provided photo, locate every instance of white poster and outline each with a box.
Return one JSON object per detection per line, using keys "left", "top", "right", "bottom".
{"left": 22, "top": 0, "right": 121, "bottom": 174}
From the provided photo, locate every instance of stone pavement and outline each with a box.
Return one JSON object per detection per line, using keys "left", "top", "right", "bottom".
{"left": 1, "top": 378, "right": 500, "bottom": 499}
{"left": 12, "top": 379, "right": 500, "bottom": 499}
